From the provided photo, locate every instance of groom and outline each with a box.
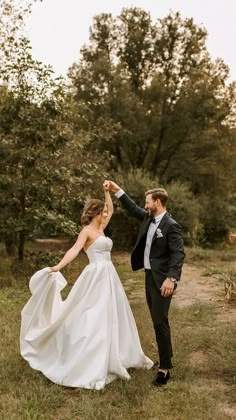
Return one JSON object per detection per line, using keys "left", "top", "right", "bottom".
{"left": 107, "top": 181, "right": 185, "bottom": 386}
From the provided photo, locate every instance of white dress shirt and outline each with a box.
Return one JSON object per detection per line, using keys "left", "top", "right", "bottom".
{"left": 115, "top": 189, "right": 125, "bottom": 198}
{"left": 144, "top": 212, "right": 166, "bottom": 269}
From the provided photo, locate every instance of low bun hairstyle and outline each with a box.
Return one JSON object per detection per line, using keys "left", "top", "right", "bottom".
{"left": 81, "top": 199, "right": 105, "bottom": 226}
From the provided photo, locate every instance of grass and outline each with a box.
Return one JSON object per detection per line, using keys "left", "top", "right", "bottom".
{"left": 185, "top": 244, "right": 236, "bottom": 269}
{"left": 0, "top": 243, "right": 236, "bottom": 419}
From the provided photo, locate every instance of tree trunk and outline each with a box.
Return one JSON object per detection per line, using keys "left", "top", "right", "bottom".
{"left": 4, "top": 235, "right": 17, "bottom": 257}
{"left": 18, "top": 232, "right": 25, "bottom": 261}
{"left": 143, "top": 125, "right": 166, "bottom": 171}
{"left": 143, "top": 98, "right": 168, "bottom": 170}
{"left": 118, "top": 139, "right": 132, "bottom": 169}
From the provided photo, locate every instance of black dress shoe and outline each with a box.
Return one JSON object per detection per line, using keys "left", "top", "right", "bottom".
{"left": 152, "top": 370, "right": 170, "bottom": 386}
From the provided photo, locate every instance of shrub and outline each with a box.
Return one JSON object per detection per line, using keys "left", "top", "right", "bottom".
{"left": 167, "top": 181, "right": 201, "bottom": 244}
{"left": 219, "top": 270, "right": 236, "bottom": 304}
{"left": 199, "top": 197, "right": 231, "bottom": 244}
{"left": 10, "top": 250, "right": 65, "bottom": 285}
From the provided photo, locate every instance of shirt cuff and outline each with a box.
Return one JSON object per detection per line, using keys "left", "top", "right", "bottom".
{"left": 115, "top": 189, "right": 125, "bottom": 198}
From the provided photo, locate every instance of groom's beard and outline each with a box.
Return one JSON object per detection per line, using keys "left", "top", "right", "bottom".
{"left": 148, "top": 206, "right": 157, "bottom": 217}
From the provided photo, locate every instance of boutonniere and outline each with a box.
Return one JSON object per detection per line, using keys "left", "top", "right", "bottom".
{"left": 155, "top": 228, "right": 163, "bottom": 238}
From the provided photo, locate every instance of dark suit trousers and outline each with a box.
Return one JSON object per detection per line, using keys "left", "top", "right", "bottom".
{"left": 145, "top": 269, "right": 173, "bottom": 369}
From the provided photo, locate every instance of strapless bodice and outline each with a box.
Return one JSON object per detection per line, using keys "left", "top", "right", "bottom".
{"left": 86, "top": 236, "right": 113, "bottom": 264}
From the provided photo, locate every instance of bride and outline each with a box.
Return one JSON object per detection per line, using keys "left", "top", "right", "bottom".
{"left": 20, "top": 181, "right": 153, "bottom": 390}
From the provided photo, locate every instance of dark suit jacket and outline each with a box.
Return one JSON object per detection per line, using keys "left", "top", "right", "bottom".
{"left": 119, "top": 193, "right": 185, "bottom": 286}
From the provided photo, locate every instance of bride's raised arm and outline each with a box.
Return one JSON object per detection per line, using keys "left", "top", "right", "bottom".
{"left": 102, "top": 180, "right": 114, "bottom": 229}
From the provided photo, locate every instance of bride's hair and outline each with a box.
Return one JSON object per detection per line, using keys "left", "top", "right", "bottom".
{"left": 81, "top": 199, "right": 105, "bottom": 226}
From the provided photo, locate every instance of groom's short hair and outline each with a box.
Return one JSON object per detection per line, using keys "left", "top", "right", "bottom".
{"left": 145, "top": 188, "right": 168, "bottom": 207}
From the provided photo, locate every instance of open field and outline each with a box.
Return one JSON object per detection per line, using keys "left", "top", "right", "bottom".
{"left": 0, "top": 243, "right": 235, "bottom": 420}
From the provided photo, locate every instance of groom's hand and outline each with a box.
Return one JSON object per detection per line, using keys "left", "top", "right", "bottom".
{"left": 160, "top": 278, "right": 175, "bottom": 297}
{"left": 106, "top": 180, "right": 121, "bottom": 193}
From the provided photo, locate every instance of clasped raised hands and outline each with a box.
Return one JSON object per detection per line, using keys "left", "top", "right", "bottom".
{"left": 103, "top": 180, "right": 120, "bottom": 193}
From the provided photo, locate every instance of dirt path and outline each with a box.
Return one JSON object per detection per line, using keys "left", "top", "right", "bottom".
{"left": 173, "top": 263, "right": 223, "bottom": 307}
{"left": 173, "top": 263, "right": 236, "bottom": 322}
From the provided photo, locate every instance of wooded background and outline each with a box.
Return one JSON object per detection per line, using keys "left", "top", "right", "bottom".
{"left": 1, "top": 0, "right": 236, "bottom": 261}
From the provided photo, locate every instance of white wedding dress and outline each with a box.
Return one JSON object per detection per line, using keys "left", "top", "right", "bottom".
{"left": 20, "top": 236, "right": 153, "bottom": 389}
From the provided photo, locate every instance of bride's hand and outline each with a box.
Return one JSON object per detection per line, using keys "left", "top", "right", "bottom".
{"left": 105, "top": 180, "right": 120, "bottom": 193}
{"left": 49, "top": 265, "right": 60, "bottom": 272}
{"left": 103, "top": 180, "right": 110, "bottom": 191}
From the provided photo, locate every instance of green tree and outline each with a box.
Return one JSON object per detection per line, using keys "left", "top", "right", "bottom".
{"left": 0, "top": 64, "right": 72, "bottom": 260}
{"left": 68, "top": 8, "right": 236, "bottom": 242}
{"left": 0, "top": 1, "right": 109, "bottom": 260}
{"left": 69, "top": 8, "right": 236, "bottom": 192}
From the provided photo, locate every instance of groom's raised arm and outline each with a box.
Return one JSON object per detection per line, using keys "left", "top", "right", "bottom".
{"left": 107, "top": 181, "right": 147, "bottom": 221}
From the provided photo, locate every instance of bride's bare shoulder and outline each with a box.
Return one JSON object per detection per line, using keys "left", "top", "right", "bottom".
{"left": 80, "top": 226, "right": 90, "bottom": 235}
{"left": 80, "top": 225, "right": 94, "bottom": 239}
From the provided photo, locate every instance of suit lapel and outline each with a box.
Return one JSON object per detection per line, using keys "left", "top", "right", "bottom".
{"left": 143, "top": 217, "right": 152, "bottom": 233}
{"left": 135, "top": 216, "right": 152, "bottom": 246}
{"left": 157, "top": 212, "right": 169, "bottom": 230}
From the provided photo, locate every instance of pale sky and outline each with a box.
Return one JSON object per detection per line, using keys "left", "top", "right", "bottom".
{"left": 27, "top": 0, "right": 236, "bottom": 81}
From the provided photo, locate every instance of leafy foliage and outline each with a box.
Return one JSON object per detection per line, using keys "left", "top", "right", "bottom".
{"left": 68, "top": 8, "right": 236, "bottom": 242}
{"left": 69, "top": 9, "right": 236, "bottom": 188}
{"left": 0, "top": 2, "right": 107, "bottom": 260}
{"left": 1, "top": 4, "right": 236, "bottom": 257}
